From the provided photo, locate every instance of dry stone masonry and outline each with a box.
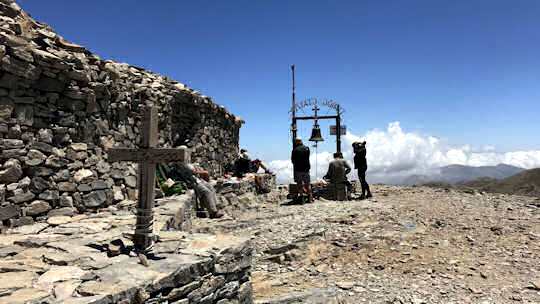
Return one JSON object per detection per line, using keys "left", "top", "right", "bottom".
{"left": 0, "top": 0, "right": 243, "bottom": 227}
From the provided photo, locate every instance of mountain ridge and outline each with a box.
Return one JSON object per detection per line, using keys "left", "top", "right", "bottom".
{"left": 460, "top": 168, "right": 540, "bottom": 197}
{"left": 397, "top": 163, "right": 524, "bottom": 186}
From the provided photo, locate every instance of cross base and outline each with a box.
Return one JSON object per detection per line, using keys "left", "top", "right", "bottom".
{"left": 133, "top": 234, "right": 154, "bottom": 254}
{"left": 133, "top": 207, "right": 155, "bottom": 254}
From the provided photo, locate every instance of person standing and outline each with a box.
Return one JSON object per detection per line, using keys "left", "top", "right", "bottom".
{"left": 291, "top": 138, "right": 312, "bottom": 203}
{"left": 353, "top": 141, "right": 372, "bottom": 199}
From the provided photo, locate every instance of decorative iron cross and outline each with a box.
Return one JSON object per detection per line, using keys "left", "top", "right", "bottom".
{"left": 108, "top": 106, "right": 190, "bottom": 253}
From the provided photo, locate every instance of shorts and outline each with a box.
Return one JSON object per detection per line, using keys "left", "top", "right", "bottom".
{"left": 294, "top": 171, "right": 310, "bottom": 185}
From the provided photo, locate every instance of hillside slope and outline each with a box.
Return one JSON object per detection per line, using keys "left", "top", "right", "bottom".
{"left": 440, "top": 164, "right": 524, "bottom": 183}
{"left": 399, "top": 164, "right": 524, "bottom": 185}
{"left": 464, "top": 168, "right": 540, "bottom": 197}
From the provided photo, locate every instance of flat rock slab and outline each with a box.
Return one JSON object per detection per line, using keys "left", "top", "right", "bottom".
{"left": 0, "top": 196, "right": 253, "bottom": 304}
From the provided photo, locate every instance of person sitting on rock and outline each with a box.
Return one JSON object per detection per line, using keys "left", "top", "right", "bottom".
{"left": 324, "top": 152, "right": 352, "bottom": 201}
{"left": 250, "top": 159, "right": 273, "bottom": 175}
{"left": 234, "top": 149, "right": 252, "bottom": 178}
{"left": 174, "top": 163, "right": 224, "bottom": 219}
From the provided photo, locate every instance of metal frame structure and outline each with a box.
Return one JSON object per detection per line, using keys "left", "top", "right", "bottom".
{"left": 290, "top": 65, "right": 344, "bottom": 153}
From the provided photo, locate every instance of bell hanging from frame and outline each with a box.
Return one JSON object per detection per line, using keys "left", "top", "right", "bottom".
{"left": 309, "top": 124, "right": 324, "bottom": 142}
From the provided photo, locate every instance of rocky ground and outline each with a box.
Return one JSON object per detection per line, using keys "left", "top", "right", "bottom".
{"left": 0, "top": 195, "right": 253, "bottom": 304}
{"left": 193, "top": 185, "right": 540, "bottom": 304}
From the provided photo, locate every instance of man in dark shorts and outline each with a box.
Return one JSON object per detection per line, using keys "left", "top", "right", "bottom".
{"left": 291, "top": 138, "right": 312, "bottom": 203}
{"left": 353, "top": 141, "right": 372, "bottom": 199}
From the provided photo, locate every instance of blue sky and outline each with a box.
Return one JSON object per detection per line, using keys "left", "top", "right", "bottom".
{"left": 19, "top": 0, "right": 540, "bottom": 163}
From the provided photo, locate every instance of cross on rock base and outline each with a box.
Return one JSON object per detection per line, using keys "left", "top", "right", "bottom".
{"left": 108, "top": 106, "right": 190, "bottom": 253}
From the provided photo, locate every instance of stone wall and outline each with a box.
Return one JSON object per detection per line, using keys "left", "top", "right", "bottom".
{"left": 0, "top": 0, "right": 242, "bottom": 226}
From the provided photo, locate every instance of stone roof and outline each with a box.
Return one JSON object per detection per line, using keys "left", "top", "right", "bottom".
{"left": 0, "top": 0, "right": 242, "bottom": 124}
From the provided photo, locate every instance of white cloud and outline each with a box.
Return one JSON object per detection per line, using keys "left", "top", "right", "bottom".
{"left": 268, "top": 121, "right": 540, "bottom": 184}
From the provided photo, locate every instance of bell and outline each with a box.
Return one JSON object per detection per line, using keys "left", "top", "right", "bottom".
{"left": 309, "top": 124, "right": 324, "bottom": 142}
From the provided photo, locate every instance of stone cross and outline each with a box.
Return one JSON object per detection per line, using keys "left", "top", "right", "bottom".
{"left": 108, "top": 106, "right": 190, "bottom": 253}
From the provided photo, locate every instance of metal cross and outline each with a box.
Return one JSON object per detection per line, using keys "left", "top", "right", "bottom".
{"left": 108, "top": 106, "right": 190, "bottom": 253}
{"left": 312, "top": 104, "right": 320, "bottom": 119}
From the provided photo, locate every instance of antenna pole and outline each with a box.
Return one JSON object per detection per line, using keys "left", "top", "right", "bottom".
{"left": 291, "top": 65, "right": 297, "bottom": 146}
{"left": 336, "top": 105, "right": 342, "bottom": 153}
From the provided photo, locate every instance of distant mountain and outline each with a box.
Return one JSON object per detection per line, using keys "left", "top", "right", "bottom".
{"left": 461, "top": 168, "right": 540, "bottom": 197}
{"left": 438, "top": 164, "right": 525, "bottom": 183}
{"left": 398, "top": 164, "right": 525, "bottom": 186}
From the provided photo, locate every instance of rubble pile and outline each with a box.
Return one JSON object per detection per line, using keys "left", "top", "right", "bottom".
{"left": 0, "top": 0, "right": 242, "bottom": 227}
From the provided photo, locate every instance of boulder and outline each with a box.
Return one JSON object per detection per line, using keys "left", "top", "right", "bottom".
{"left": 25, "top": 200, "right": 51, "bottom": 216}
{"left": 26, "top": 166, "right": 54, "bottom": 177}
{"left": 96, "top": 161, "right": 111, "bottom": 173}
{"left": 112, "top": 186, "right": 124, "bottom": 201}
{"left": 83, "top": 190, "right": 108, "bottom": 208}
{"left": 91, "top": 180, "right": 108, "bottom": 190}
{"left": 0, "top": 139, "right": 24, "bottom": 149}
{"left": 70, "top": 143, "right": 88, "bottom": 151}
{"left": 124, "top": 175, "right": 137, "bottom": 188}
{"left": 0, "top": 102, "right": 13, "bottom": 119}
{"left": 7, "top": 183, "right": 18, "bottom": 191}
{"left": 38, "top": 129, "right": 53, "bottom": 143}
{"left": 39, "top": 190, "right": 59, "bottom": 201}
{"left": 57, "top": 182, "right": 77, "bottom": 192}
{"left": 25, "top": 149, "right": 47, "bottom": 166}
{"left": 31, "top": 141, "right": 54, "bottom": 153}
{"left": 45, "top": 155, "right": 68, "bottom": 168}
{"left": 47, "top": 207, "right": 75, "bottom": 217}
{"left": 66, "top": 149, "right": 87, "bottom": 161}
{"left": 8, "top": 216, "right": 34, "bottom": 227}
{"left": 0, "top": 204, "right": 20, "bottom": 221}
{"left": 0, "top": 158, "right": 22, "bottom": 183}
{"left": 74, "top": 168, "right": 93, "bottom": 183}
{"left": 18, "top": 176, "right": 31, "bottom": 189}
{"left": 77, "top": 184, "right": 92, "bottom": 192}
{"left": 59, "top": 195, "right": 74, "bottom": 207}
{"left": 8, "top": 191, "right": 35, "bottom": 204}
{"left": 30, "top": 176, "right": 49, "bottom": 193}
{"left": 52, "top": 169, "right": 70, "bottom": 182}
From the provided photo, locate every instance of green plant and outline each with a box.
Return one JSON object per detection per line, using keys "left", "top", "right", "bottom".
{"left": 162, "top": 181, "right": 186, "bottom": 196}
